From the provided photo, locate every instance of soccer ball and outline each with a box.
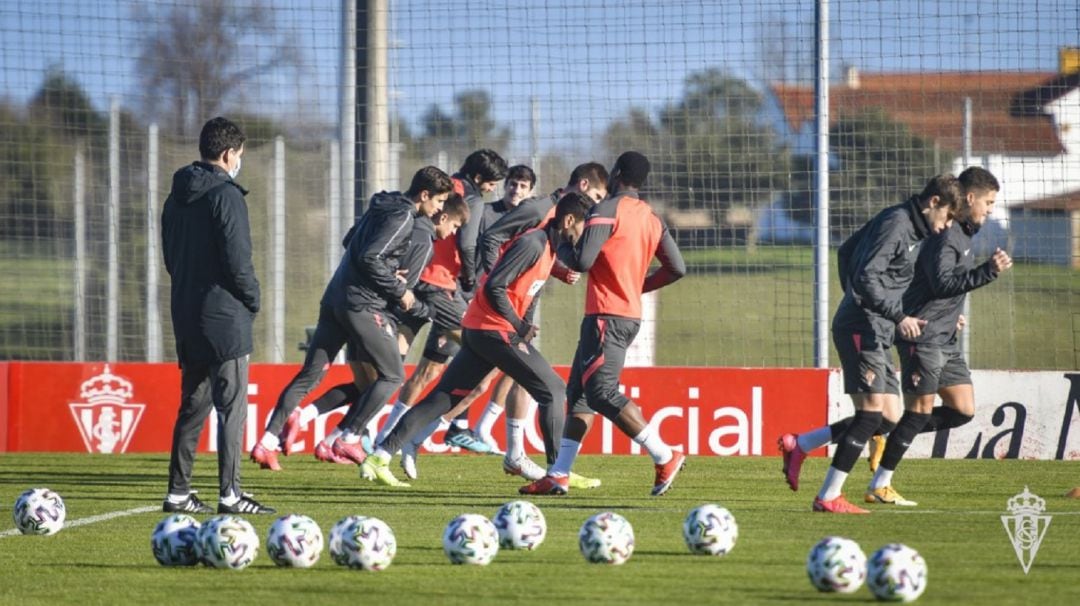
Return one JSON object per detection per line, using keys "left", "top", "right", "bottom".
{"left": 197, "top": 515, "right": 260, "bottom": 570}
{"left": 12, "top": 488, "right": 66, "bottom": 536}
{"left": 867, "top": 543, "right": 928, "bottom": 602}
{"left": 493, "top": 500, "right": 547, "bottom": 551}
{"left": 442, "top": 513, "right": 499, "bottom": 565}
{"left": 806, "top": 536, "right": 867, "bottom": 593}
{"left": 151, "top": 514, "right": 201, "bottom": 566}
{"left": 266, "top": 514, "right": 324, "bottom": 568}
{"left": 682, "top": 504, "right": 738, "bottom": 556}
{"left": 329, "top": 516, "right": 397, "bottom": 571}
{"left": 578, "top": 511, "right": 635, "bottom": 565}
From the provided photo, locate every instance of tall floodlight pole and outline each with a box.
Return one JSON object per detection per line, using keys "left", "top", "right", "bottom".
{"left": 961, "top": 97, "right": 973, "bottom": 360}
{"left": 341, "top": 0, "right": 356, "bottom": 220}
{"left": 107, "top": 97, "right": 120, "bottom": 361}
{"left": 813, "top": 0, "right": 831, "bottom": 368}
{"left": 146, "top": 123, "right": 163, "bottom": 362}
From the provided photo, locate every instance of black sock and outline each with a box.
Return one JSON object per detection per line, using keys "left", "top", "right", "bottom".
{"left": 875, "top": 418, "right": 897, "bottom": 437}
{"left": 829, "top": 418, "right": 852, "bottom": 442}
{"left": 919, "top": 407, "right": 973, "bottom": 433}
{"left": 831, "top": 410, "right": 883, "bottom": 473}
{"left": 311, "top": 383, "right": 361, "bottom": 415}
{"left": 879, "top": 411, "right": 931, "bottom": 471}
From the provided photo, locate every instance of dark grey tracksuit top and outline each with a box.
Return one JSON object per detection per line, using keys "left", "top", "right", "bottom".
{"left": 392, "top": 216, "right": 437, "bottom": 325}
{"left": 478, "top": 191, "right": 559, "bottom": 274}
{"left": 899, "top": 220, "right": 999, "bottom": 345}
{"left": 832, "top": 195, "right": 933, "bottom": 337}
{"left": 321, "top": 191, "right": 416, "bottom": 312}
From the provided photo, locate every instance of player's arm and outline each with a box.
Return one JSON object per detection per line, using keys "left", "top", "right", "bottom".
{"left": 558, "top": 200, "right": 616, "bottom": 272}
{"left": 353, "top": 211, "right": 410, "bottom": 304}
{"left": 479, "top": 197, "right": 544, "bottom": 273}
{"left": 851, "top": 216, "right": 907, "bottom": 323}
{"left": 396, "top": 227, "right": 435, "bottom": 319}
{"left": 837, "top": 222, "right": 868, "bottom": 292}
{"left": 456, "top": 196, "right": 486, "bottom": 291}
{"left": 213, "top": 191, "right": 261, "bottom": 313}
{"left": 484, "top": 236, "right": 543, "bottom": 338}
{"left": 643, "top": 218, "right": 686, "bottom": 293}
{"left": 923, "top": 232, "right": 1000, "bottom": 298}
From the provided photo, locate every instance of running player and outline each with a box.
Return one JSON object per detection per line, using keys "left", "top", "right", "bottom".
{"left": 782, "top": 174, "right": 961, "bottom": 513}
{"left": 865, "top": 166, "right": 1011, "bottom": 506}
{"left": 359, "top": 192, "right": 594, "bottom": 487}
{"left": 249, "top": 166, "right": 452, "bottom": 470}
{"left": 520, "top": 151, "right": 688, "bottom": 497}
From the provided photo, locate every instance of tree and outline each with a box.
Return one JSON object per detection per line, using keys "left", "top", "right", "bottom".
{"left": 134, "top": 0, "right": 300, "bottom": 136}
{"left": 416, "top": 89, "right": 510, "bottom": 163}
{"left": 28, "top": 67, "right": 107, "bottom": 139}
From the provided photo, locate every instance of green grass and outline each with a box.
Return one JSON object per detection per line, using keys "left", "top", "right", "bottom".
{"left": 2, "top": 454, "right": 1079, "bottom": 604}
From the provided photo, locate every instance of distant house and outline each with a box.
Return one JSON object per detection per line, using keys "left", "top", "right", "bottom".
{"left": 1010, "top": 189, "right": 1080, "bottom": 268}
{"left": 761, "top": 67, "right": 1080, "bottom": 256}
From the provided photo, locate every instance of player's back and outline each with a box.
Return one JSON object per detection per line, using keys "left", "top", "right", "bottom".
{"left": 585, "top": 193, "right": 663, "bottom": 319}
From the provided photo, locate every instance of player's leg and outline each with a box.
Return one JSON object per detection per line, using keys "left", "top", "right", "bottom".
{"left": 211, "top": 355, "right": 274, "bottom": 514}
{"left": 253, "top": 305, "right": 346, "bottom": 469}
{"left": 439, "top": 367, "right": 502, "bottom": 452}
{"left": 812, "top": 329, "right": 889, "bottom": 514}
{"left": 164, "top": 363, "right": 214, "bottom": 513}
{"left": 372, "top": 316, "right": 425, "bottom": 444}
{"left": 921, "top": 346, "right": 975, "bottom": 433}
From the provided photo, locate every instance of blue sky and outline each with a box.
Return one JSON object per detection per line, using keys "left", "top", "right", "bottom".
{"left": 1, "top": 0, "right": 1076, "bottom": 158}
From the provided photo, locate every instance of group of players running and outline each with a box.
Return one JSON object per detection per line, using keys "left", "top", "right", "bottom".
{"left": 247, "top": 148, "right": 1012, "bottom": 511}
{"left": 249, "top": 149, "right": 689, "bottom": 497}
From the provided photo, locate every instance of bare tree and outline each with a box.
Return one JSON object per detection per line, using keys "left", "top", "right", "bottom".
{"left": 135, "top": 0, "right": 300, "bottom": 136}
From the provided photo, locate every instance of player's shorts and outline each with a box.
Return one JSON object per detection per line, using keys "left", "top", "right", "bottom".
{"left": 833, "top": 328, "right": 899, "bottom": 395}
{"left": 567, "top": 315, "right": 640, "bottom": 417}
{"left": 897, "top": 340, "right": 971, "bottom": 396}
{"left": 414, "top": 284, "right": 465, "bottom": 363}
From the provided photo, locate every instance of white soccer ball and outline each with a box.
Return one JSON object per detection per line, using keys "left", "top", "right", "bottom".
{"left": 493, "top": 500, "right": 547, "bottom": 551}
{"left": 12, "top": 488, "right": 66, "bottom": 536}
{"left": 266, "top": 514, "right": 324, "bottom": 568}
{"left": 442, "top": 513, "right": 499, "bottom": 565}
{"left": 806, "top": 536, "right": 867, "bottom": 593}
{"left": 151, "top": 514, "right": 201, "bottom": 566}
{"left": 578, "top": 511, "right": 635, "bottom": 565}
{"left": 682, "top": 504, "right": 738, "bottom": 556}
{"left": 197, "top": 515, "right": 260, "bottom": 570}
{"left": 867, "top": 543, "right": 928, "bottom": 602}
{"left": 329, "top": 515, "right": 396, "bottom": 571}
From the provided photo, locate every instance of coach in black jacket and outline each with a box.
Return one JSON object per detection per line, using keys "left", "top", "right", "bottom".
{"left": 161, "top": 117, "right": 274, "bottom": 516}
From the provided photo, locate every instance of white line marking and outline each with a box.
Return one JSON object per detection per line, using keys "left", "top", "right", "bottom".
{"left": 0, "top": 505, "right": 159, "bottom": 538}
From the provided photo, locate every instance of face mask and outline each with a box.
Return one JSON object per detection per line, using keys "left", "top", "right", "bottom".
{"left": 228, "top": 155, "right": 242, "bottom": 180}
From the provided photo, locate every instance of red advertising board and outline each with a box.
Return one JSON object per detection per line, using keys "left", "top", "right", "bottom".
{"left": 1, "top": 362, "right": 827, "bottom": 456}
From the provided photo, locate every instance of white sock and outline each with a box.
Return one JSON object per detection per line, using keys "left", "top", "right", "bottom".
{"left": 475, "top": 401, "right": 504, "bottom": 437}
{"left": 341, "top": 430, "right": 361, "bottom": 444}
{"left": 219, "top": 493, "right": 239, "bottom": 507}
{"left": 548, "top": 438, "right": 582, "bottom": 477}
{"left": 506, "top": 417, "right": 525, "bottom": 460}
{"left": 376, "top": 402, "right": 409, "bottom": 444}
{"left": 298, "top": 404, "right": 320, "bottom": 427}
{"left": 452, "top": 418, "right": 469, "bottom": 430}
{"left": 259, "top": 433, "right": 280, "bottom": 451}
{"left": 323, "top": 427, "right": 343, "bottom": 447}
{"left": 632, "top": 426, "right": 673, "bottom": 465}
{"left": 797, "top": 426, "right": 833, "bottom": 453}
{"left": 870, "top": 467, "right": 894, "bottom": 490}
{"left": 818, "top": 467, "right": 849, "bottom": 501}
{"left": 166, "top": 493, "right": 189, "bottom": 504}
{"left": 372, "top": 447, "right": 392, "bottom": 461}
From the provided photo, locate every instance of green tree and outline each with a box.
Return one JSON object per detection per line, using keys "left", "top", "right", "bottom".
{"left": 416, "top": 89, "right": 510, "bottom": 163}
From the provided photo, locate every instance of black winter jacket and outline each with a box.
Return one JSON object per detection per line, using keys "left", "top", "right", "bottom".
{"left": 162, "top": 161, "right": 260, "bottom": 366}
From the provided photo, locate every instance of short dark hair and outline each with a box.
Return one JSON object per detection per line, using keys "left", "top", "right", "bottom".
{"left": 958, "top": 166, "right": 1000, "bottom": 194}
{"left": 567, "top": 162, "right": 609, "bottom": 189}
{"left": 199, "top": 117, "right": 245, "bottom": 161}
{"left": 459, "top": 149, "right": 508, "bottom": 183}
{"left": 505, "top": 164, "right": 537, "bottom": 187}
{"left": 437, "top": 192, "right": 470, "bottom": 223}
{"left": 919, "top": 173, "right": 962, "bottom": 212}
{"left": 406, "top": 166, "right": 453, "bottom": 198}
{"left": 554, "top": 191, "right": 592, "bottom": 225}
{"left": 610, "top": 151, "right": 650, "bottom": 189}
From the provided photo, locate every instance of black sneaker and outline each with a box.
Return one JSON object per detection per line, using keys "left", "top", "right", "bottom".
{"left": 217, "top": 493, "right": 276, "bottom": 515}
{"left": 162, "top": 493, "right": 212, "bottom": 514}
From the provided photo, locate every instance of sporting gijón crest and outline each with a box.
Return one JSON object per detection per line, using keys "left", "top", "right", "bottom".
{"left": 68, "top": 364, "right": 146, "bottom": 453}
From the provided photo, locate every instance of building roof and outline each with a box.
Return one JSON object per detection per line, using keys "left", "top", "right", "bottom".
{"left": 1017, "top": 188, "right": 1080, "bottom": 211}
{"left": 771, "top": 72, "right": 1066, "bottom": 155}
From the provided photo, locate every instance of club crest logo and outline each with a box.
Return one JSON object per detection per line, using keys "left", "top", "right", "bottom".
{"left": 1001, "top": 486, "right": 1051, "bottom": 574}
{"left": 68, "top": 365, "right": 145, "bottom": 454}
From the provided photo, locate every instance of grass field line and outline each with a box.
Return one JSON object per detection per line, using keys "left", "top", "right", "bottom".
{"left": 0, "top": 505, "right": 159, "bottom": 539}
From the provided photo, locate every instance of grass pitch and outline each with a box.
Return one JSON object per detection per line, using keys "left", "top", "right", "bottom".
{"left": 1, "top": 453, "right": 1078, "bottom": 605}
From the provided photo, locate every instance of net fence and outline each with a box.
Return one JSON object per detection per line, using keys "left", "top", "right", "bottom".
{"left": 0, "top": 0, "right": 1077, "bottom": 369}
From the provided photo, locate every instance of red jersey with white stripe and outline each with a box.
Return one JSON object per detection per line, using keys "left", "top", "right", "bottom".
{"left": 462, "top": 227, "right": 556, "bottom": 334}
{"left": 578, "top": 194, "right": 663, "bottom": 318}
{"left": 418, "top": 177, "right": 467, "bottom": 291}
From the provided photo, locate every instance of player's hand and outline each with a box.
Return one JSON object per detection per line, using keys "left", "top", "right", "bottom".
{"left": 956, "top": 314, "right": 967, "bottom": 332}
{"left": 399, "top": 289, "right": 416, "bottom": 311}
{"left": 991, "top": 248, "right": 1013, "bottom": 273}
{"left": 395, "top": 269, "right": 408, "bottom": 284}
{"left": 521, "top": 324, "right": 539, "bottom": 343}
{"left": 898, "top": 316, "right": 927, "bottom": 340}
{"left": 564, "top": 270, "right": 581, "bottom": 285}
